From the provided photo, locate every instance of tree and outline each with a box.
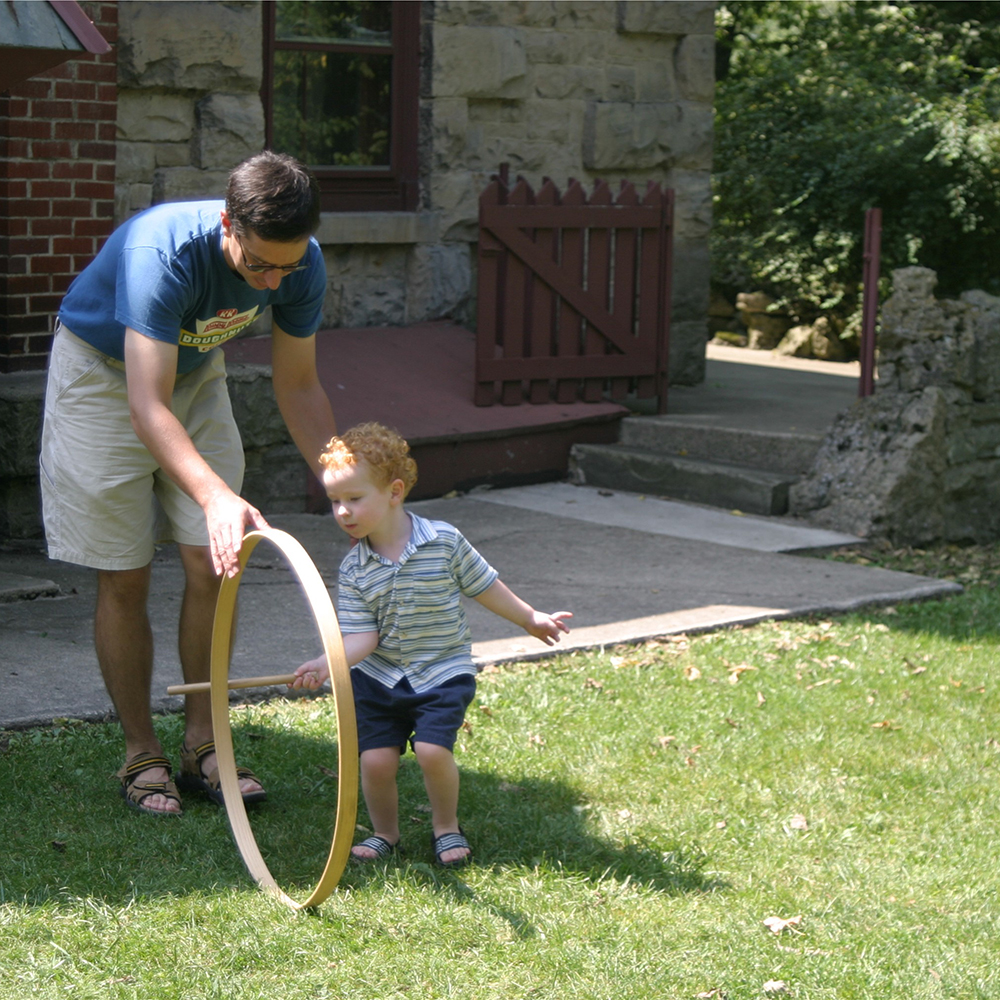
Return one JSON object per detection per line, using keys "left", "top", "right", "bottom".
{"left": 713, "top": 1, "right": 1000, "bottom": 329}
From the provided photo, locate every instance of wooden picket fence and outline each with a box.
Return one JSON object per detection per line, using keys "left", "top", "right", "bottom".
{"left": 475, "top": 172, "right": 673, "bottom": 410}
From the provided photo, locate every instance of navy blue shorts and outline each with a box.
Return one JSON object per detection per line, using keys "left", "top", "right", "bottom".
{"left": 351, "top": 670, "right": 477, "bottom": 754}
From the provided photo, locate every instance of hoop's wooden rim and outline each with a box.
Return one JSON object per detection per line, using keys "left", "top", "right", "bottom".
{"left": 210, "top": 528, "right": 358, "bottom": 910}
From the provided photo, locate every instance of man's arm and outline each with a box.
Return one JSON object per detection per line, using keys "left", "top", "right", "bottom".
{"left": 270, "top": 323, "right": 337, "bottom": 479}
{"left": 124, "top": 327, "right": 267, "bottom": 576}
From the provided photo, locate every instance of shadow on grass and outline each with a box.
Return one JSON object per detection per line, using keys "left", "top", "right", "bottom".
{"left": 1, "top": 713, "right": 719, "bottom": 912}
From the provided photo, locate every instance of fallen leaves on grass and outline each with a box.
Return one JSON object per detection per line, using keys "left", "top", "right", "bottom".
{"left": 684, "top": 664, "right": 702, "bottom": 681}
{"left": 788, "top": 814, "right": 809, "bottom": 831}
{"left": 871, "top": 720, "right": 901, "bottom": 730}
{"left": 727, "top": 662, "right": 757, "bottom": 684}
{"left": 763, "top": 914, "right": 803, "bottom": 935}
{"left": 762, "top": 982, "right": 790, "bottom": 995}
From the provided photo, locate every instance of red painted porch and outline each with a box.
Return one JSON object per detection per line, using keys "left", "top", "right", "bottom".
{"left": 223, "top": 321, "right": 628, "bottom": 503}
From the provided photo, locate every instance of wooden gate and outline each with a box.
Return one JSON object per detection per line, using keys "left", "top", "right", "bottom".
{"left": 475, "top": 172, "right": 673, "bottom": 411}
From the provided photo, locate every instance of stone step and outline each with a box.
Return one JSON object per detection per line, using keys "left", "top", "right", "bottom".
{"left": 569, "top": 443, "right": 796, "bottom": 516}
{"left": 618, "top": 416, "right": 823, "bottom": 477}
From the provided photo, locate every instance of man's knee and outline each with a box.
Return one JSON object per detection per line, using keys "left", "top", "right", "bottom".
{"left": 179, "top": 544, "right": 221, "bottom": 594}
{"left": 97, "top": 565, "right": 152, "bottom": 608}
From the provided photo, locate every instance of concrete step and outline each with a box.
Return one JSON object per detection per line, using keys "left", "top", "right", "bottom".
{"left": 618, "top": 416, "right": 823, "bottom": 477}
{"left": 569, "top": 442, "right": 795, "bottom": 516}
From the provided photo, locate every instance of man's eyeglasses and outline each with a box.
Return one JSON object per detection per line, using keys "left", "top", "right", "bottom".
{"left": 236, "top": 234, "right": 310, "bottom": 274}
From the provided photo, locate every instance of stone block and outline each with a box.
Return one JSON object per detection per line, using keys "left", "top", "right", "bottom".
{"left": 618, "top": 0, "right": 715, "bottom": 36}
{"left": 117, "top": 1, "right": 262, "bottom": 91}
{"left": 635, "top": 57, "right": 678, "bottom": 102}
{"left": 532, "top": 63, "right": 605, "bottom": 101}
{"left": 606, "top": 65, "right": 637, "bottom": 102}
{"left": 315, "top": 212, "right": 439, "bottom": 246}
{"left": 129, "top": 183, "right": 154, "bottom": 211}
{"left": 432, "top": 97, "right": 471, "bottom": 168}
{"left": 117, "top": 90, "right": 194, "bottom": 143}
{"left": 116, "top": 141, "right": 156, "bottom": 183}
{"left": 406, "top": 242, "right": 473, "bottom": 323}
{"left": 671, "top": 243, "right": 711, "bottom": 321}
{"left": 667, "top": 168, "right": 713, "bottom": 241}
{"left": 0, "top": 373, "right": 45, "bottom": 478}
{"left": 0, "top": 478, "right": 43, "bottom": 540}
{"left": 583, "top": 100, "right": 712, "bottom": 171}
{"left": 151, "top": 167, "right": 229, "bottom": 204}
{"left": 226, "top": 364, "right": 288, "bottom": 450}
{"left": 322, "top": 245, "right": 409, "bottom": 328}
{"left": 430, "top": 172, "right": 481, "bottom": 241}
{"left": 432, "top": 25, "right": 527, "bottom": 99}
{"left": 668, "top": 320, "right": 709, "bottom": 385}
{"left": 154, "top": 143, "right": 193, "bottom": 168}
{"left": 193, "top": 93, "right": 265, "bottom": 171}
{"left": 434, "top": 0, "right": 508, "bottom": 28}
{"left": 675, "top": 34, "right": 716, "bottom": 102}
{"left": 242, "top": 442, "right": 310, "bottom": 515}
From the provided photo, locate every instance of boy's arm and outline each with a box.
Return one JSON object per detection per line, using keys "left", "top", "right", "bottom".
{"left": 290, "top": 630, "right": 380, "bottom": 690}
{"left": 473, "top": 579, "right": 572, "bottom": 646}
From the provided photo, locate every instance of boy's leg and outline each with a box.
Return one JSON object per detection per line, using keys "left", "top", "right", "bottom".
{"left": 354, "top": 746, "right": 403, "bottom": 859}
{"left": 414, "top": 741, "right": 470, "bottom": 865}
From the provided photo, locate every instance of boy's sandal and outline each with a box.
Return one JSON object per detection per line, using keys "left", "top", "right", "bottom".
{"left": 117, "top": 752, "right": 183, "bottom": 816}
{"left": 350, "top": 835, "right": 403, "bottom": 863}
{"left": 175, "top": 740, "right": 267, "bottom": 806}
{"left": 431, "top": 828, "right": 472, "bottom": 868}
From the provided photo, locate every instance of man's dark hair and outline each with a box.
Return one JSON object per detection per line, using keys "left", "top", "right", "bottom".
{"left": 226, "top": 151, "right": 321, "bottom": 243}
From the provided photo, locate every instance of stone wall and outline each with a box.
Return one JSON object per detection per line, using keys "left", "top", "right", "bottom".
{"left": 790, "top": 267, "right": 1000, "bottom": 544}
{"left": 115, "top": 0, "right": 716, "bottom": 379}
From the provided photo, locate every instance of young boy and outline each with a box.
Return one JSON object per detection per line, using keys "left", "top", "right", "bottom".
{"left": 291, "top": 423, "right": 571, "bottom": 867}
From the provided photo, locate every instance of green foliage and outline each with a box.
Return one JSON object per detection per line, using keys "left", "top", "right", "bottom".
{"left": 714, "top": 1, "right": 1000, "bottom": 318}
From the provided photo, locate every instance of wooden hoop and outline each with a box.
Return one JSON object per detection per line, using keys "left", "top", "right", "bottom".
{"left": 210, "top": 528, "right": 358, "bottom": 910}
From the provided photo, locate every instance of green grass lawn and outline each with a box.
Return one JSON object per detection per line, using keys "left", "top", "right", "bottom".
{"left": 2, "top": 542, "right": 999, "bottom": 999}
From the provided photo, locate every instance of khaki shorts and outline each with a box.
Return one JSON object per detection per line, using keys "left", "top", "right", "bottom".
{"left": 40, "top": 324, "right": 244, "bottom": 570}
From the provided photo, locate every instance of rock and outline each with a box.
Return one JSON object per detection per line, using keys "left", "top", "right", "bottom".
{"left": 791, "top": 267, "right": 1000, "bottom": 543}
{"left": 774, "top": 324, "right": 813, "bottom": 358}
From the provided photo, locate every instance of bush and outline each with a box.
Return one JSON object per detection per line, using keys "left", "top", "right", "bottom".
{"left": 713, "top": 1, "right": 1000, "bottom": 326}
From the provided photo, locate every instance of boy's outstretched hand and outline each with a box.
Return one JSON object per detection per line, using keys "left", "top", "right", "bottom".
{"left": 289, "top": 655, "right": 329, "bottom": 691}
{"left": 525, "top": 610, "right": 573, "bottom": 645}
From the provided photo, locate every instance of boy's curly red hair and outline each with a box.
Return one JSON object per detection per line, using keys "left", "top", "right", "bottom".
{"left": 319, "top": 422, "right": 418, "bottom": 497}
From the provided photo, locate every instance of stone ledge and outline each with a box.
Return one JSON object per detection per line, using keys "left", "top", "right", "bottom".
{"left": 315, "top": 212, "right": 440, "bottom": 246}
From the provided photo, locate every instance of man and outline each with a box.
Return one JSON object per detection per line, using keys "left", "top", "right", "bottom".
{"left": 40, "top": 151, "right": 337, "bottom": 815}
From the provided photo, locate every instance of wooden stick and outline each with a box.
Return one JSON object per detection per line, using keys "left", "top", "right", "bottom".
{"left": 166, "top": 673, "right": 297, "bottom": 696}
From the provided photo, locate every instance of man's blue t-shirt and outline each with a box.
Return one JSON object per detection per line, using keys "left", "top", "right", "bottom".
{"left": 58, "top": 201, "right": 327, "bottom": 374}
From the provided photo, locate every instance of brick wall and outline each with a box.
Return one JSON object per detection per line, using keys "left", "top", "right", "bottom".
{"left": 0, "top": 2, "right": 118, "bottom": 373}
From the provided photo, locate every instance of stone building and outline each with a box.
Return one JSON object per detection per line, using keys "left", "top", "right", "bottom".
{"left": 0, "top": 0, "right": 716, "bottom": 536}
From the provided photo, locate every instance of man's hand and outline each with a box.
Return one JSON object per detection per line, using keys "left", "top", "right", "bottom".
{"left": 204, "top": 490, "right": 269, "bottom": 578}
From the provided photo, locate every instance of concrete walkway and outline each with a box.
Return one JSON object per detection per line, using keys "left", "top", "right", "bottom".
{"left": 0, "top": 482, "right": 960, "bottom": 731}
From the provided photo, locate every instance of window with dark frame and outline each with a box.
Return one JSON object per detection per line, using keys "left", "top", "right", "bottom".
{"left": 262, "top": 0, "right": 420, "bottom": 213}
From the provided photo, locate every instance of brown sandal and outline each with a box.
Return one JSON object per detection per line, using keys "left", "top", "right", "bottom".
{"left": 175, "top": 740, "right": 267, "bottom": 806}
{"left": 117, "top": 752, "right": 183, "bottom": 816}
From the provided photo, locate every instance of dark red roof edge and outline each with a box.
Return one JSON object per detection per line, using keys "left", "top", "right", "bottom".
{"left": 47, "top": 0, "right": 111, "bottom": 54}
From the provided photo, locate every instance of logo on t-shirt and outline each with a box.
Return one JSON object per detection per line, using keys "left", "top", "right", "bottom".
{"left": 179, "top": 306, "right": 260, "bottom": 351}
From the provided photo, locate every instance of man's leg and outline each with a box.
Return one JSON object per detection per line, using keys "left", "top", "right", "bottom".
{"left": 176, "top": 543, "right": 262, "bottom": 798}
{"left": 96, "top": 564, "right": 180, "bottom": 814}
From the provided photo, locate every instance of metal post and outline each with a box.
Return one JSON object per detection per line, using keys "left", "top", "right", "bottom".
{"left": 859, "top": 207, "right": 882, "bottom": 398}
